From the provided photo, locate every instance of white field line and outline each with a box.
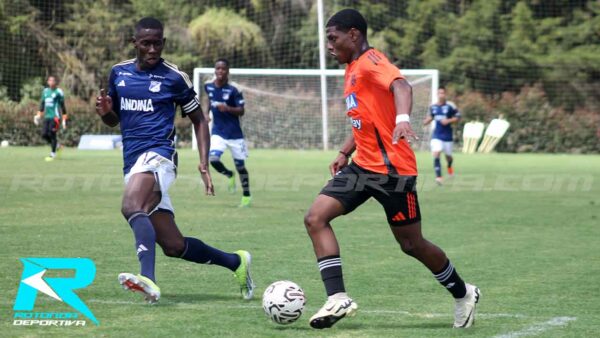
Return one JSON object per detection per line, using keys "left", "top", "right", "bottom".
{"left": 493, "top": 316, "right": 577, "bottom": 338}
{"left": 87, "top": 299, "right": 527, "bottom": 319}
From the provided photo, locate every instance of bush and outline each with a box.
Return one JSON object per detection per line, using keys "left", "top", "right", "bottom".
{"left": 0, "top": 98, "right": 118, "bottom": 146}
{"left": 1, "top": 85, "right": 598, "bottom": 154}
{"left": 455, "top": 85, "right": 600, "bottom": 153}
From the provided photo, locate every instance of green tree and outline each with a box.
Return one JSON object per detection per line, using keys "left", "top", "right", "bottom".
{"left": 188, "top": 7, "right": 270, "bottom": 67}
{"left": 0, "top": 0, "right": 43, "bottom": 101}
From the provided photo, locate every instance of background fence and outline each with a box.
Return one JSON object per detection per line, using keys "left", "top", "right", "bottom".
{"left": 1, "top": 0, "right": 598, "bottom": 152}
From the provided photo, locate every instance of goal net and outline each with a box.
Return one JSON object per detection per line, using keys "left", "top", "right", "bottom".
{"left": 193, "top": 68, "right": 438, "bottom": 150}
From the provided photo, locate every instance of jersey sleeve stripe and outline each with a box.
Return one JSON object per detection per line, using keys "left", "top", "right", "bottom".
{"left": 182, "top": 98, "right": 198, "bottom": 110}
{"left": 112, "top": 58, "right": 136, "bottom": 67}
{"left": 181, "top": 97, "right": 200, "bottom": 114}
{"left": 163, "top": 60, "right": 193, "bottom": 88}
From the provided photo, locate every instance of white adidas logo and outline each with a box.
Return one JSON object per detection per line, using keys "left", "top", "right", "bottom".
{"left": 137, "top": 244, "right": 148, "bottom": 255}
{"left": 118, "top": 80, "right": 126, "bottom": 87}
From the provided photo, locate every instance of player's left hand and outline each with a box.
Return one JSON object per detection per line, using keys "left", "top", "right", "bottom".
{"left": 440, "top": 118, "right": 450, "bottom": 126}
{"left": 198, "top": 164, "right": 215, "bottom": 196}
{"left": 393, "top": 122, "right": 418, "bottom": 144}
{"left": 216, "top": 103, "right": 229, "bottom": 112}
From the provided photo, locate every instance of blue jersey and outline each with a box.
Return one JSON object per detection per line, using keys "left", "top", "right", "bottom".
{"left": 430, "top": 102, "right": 461, "bottom": 141}
{"left": 108, "top": 58, "right": 200, "bottom": 174}
{"left": 204, "top": 81, "right": 245, "bottom": 139}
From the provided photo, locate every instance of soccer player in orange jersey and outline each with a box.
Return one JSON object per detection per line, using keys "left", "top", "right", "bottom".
{"left": 304, "top": 9, "right": 480, "bottom": 329}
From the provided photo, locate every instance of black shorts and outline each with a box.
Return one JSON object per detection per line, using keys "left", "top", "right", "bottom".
{"left": 320, "top": 162, "right": 421, "bottom": 226}
{"left": 42, "top": 117, "right": 58, "bottom": 136}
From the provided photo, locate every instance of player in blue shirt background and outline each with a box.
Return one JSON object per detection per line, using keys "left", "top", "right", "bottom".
{"left": 95, "top": 17, "right": 254, "bottom": 303}
{"left": 203, "top": 59, "right": 252, "bottom": 207}
{"left": 424, "top": 87, "right": 461, "bottom": 185}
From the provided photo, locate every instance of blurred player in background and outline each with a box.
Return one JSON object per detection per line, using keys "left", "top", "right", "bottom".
{"left": 95, "top": 17, "right": 254, "bottom": 304}
{"left": 303, "top": 9, "right": 479, "bottom": 329}
{"left": 34, "top": 75, "right": 67, "bottom": 161}
{"left": 423, "top": 87, "right": 461, "bottom": 185}
{"left": 203, "top": 59, "right": 252, "bottom": 207}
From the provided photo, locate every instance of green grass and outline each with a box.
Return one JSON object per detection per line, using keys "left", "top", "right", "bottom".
{"left": 0, "top": 147, "right": 599, "bottom": 337}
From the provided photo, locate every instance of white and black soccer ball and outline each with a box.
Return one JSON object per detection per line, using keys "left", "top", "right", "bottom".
{"left": 262, "top": 280, "right": 306, "bottom": 325}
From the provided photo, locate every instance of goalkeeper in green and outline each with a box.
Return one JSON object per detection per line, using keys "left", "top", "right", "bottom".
{"left": 35, "top": 75, "right": 67, "bottom": 161}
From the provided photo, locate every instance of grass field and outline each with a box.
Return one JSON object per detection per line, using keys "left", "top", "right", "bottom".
{"left": 0, "top": 147, "right": 598, "bottom": 337}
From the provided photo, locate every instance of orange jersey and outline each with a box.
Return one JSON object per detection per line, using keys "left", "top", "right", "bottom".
{"left": 344, "top": 48, "right": 418, "bottom": 176}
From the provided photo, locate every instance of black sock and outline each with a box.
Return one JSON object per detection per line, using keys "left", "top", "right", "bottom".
{"left": 51, "top": 134, "right": 57, "bottom": 153}
{"left": 210, "top": 161, "right": 233, "bottom": 178}
{"left": 433, "top": 260, "right": 467, "bottom": 298}
{"left": 318, "top": 255, "right": 345, "bottom": 296}
{"left": 180, "top": 237, "right": 240, "bottom": 271}
{"left": 236, "top": 167, "right": 251, "bottom": 197}
{"left": 434, "top": 158, "right": 442, "bottom": 177}
{"left": 447, "top": 158, "right": 453, "bottom": 169}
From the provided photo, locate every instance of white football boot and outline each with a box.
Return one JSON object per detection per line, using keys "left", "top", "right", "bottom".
{"left": 309, "top": 292, "right": 358, "bottom": 329}
{"left": 453, "top": 283, "right": 481, "bottom": 328}
{"left": 118, "top": 272, "right": 161, "bottom": 304}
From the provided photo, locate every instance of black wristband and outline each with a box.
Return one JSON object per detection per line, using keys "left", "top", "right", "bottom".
{"left": 339, "top": 150, "right": 351, "bottom": 158}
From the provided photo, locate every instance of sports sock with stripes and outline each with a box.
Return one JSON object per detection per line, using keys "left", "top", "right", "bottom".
{"left": 434, "top": 157, "right": 442, "bottom": 177}
{"left": 236, "top": 167, "right": 251, "bottom": 197}
{"left": 210, "top": 160, "right": 233, "bottom": 178}
{"left": 433, "top": 260, "right": 467, "bottom": 298}
{"left": 318, "top": 255, "right": 345, "bottom": 296}
{"left": 180, "top": 237, "right": 241, "bottom": 271}
{"left": 128, "top": 212, "right": 156, "bottom": 282}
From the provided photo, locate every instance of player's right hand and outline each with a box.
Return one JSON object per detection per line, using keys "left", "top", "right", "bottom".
{"left": 95, "top": 89, "right": 113, "bottom": 116}
{"left": 33, "top": 112, "right": 42, "bottom": 126}
{"left": 198, "top": 164, "right": 215, "bottom": 196}
{"left": 329, "top": 153, "right": 349, "bottom": 177}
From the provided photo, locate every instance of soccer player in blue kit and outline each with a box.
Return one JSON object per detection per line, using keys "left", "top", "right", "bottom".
{"left": 203, "top": 59, "right": 252, "bottom": 207}
{"left": 95, "top": 17, "right": 254, "bottom": 303}
{"left": 423, "top": 87, "right": 461, "bottom": 185}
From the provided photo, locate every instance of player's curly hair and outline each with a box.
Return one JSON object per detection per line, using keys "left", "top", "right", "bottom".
{"left": 326, "top": 9, "right": 367, "bottom": 36}
{"left": 135, "top": 17, "right": 163, "bottom": 32}
{"left": 216, "top": 58, "right": 230, "bottom": 68}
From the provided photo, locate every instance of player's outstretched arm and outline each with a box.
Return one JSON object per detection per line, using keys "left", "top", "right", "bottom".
{"left": 60, "top": 99, "right": 68, "bottom": 129}
{"left": 330, "top": 134, "right": 355, "bottom": 176}
{"left": 189, "top": 108, "right": 215, "bottom": 196}
{"left": 216, "top": 103, "right": 244, "bottom": 117}
{"left": 95, "top": 89, "right": 119, "bottom": 127}
{"left": 441, "top": 116, "right": 461, "bottom": 126}
{"left": 391, "top": 79, "right": 418, "bottom": 144}
{"left": 201, "top": 93, "right": 212, "bottom": 122}
{"left": 423, "top": 115, "right": 433, "bottom": 126}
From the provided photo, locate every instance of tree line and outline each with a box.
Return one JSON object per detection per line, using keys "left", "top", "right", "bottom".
{"left": 1, "top": 0, "right": 598, "bottom": 153}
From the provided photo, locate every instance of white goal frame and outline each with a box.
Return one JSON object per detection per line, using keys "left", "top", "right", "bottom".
{"left": 192, "top": 68, "right": 439, "bottom": 150}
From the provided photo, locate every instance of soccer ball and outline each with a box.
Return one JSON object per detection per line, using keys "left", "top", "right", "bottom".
{"left": 0, "top": 140, "right": 9, "bottom": 148}
{"left": 262, "top": 280, "right": 306, "bottom": 324}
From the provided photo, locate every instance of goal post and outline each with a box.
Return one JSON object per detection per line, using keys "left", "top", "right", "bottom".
{"left": 192, "top": 67, "right": 439, "bottom": 151}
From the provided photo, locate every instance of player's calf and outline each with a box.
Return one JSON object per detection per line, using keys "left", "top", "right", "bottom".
{"left": 157, "top": 238, "right": 186, "bottom": 257}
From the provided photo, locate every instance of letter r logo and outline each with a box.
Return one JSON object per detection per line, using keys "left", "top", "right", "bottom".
{"left": 13, "top": 258, "right": 98, "bottom": 325}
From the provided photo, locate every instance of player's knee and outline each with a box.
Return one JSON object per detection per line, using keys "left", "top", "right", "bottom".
{"left": 399, "top": 242, "right": 416, "bottom": 257}
{"left": 398, "top": 238, "right": 426, "bottom": 257}
{"left": 121, "top": 203, "right": 145, "bottom": 220}
{"left": 304, "top": 212, "right": 325, "bottom": 232}
{"left": 120, "top": 205, "right": 135, "bottom": 220}
{"left": 234, "top": 159, "right": 246, "bottom": 172}
{"left": 209, "top": 150, "right": 222, "bottom": 163}
{"left": 160, "top": 240, "right": 186, "bottom": 257}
